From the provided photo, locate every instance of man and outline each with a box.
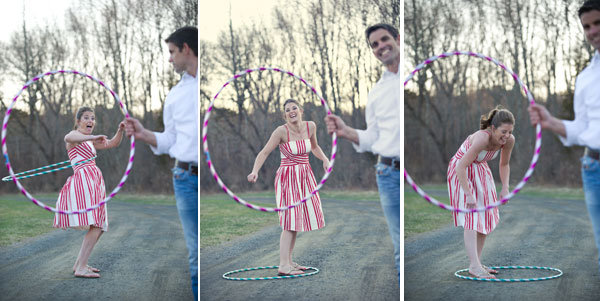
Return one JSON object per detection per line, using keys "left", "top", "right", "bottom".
{"left": 124, "top": 26, "right": 198, "bottom": 299}
{"left": 528, "top": 0, "right": 600, "bottom": 273}
{"left": 325, "top": 23, "right": 400, "bottom": 283}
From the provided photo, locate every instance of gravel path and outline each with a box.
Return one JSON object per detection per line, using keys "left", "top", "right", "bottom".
{"left": 405, "top": 193, "right": 600, "bottom": 301}
{"left": 0, "top": 201, "right": 193, "bottom": 301}
{"left": 200, "top": 197, "right": 400, "bottom": 301}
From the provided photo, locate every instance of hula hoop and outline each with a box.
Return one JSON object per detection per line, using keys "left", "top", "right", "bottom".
{"left": 202, "top": 67, "right": 337, "bottom": 212}
{"left": 1, "top": 156, "right": 97, "bottom": 181}
{"left": 222, "top": 266, "right": 319, "bottom": 281}
{"left": 454, "top": 266, "right": 563, "bottom": 282}
{"left": 2, "top": 70, "right": 135, "bottom": 215}
{"left": 404, "top": 51, "right": 542, "bottom": 213}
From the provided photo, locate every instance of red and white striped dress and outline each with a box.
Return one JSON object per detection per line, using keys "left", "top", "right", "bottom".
{"left": 53, "top": 141, "right": 108, "bottom": 231}
{"left": 447, "top": 130, "right": 501, "bottom": 235}
{"left": 274, "top": 122, "right": 325, "bottom": 232}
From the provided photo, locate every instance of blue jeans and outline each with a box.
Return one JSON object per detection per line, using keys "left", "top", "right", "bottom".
{"left": 172, "top": 167, "right": 198, "bottom": 300}
{"left": 375, "top": 162, "right": 400, "bottom": 284}
{"left": 582, "top": 155, "right": 600, "bottom": 273}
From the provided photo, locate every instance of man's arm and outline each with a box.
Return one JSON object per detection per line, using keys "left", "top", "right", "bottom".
{"left": 527, "top": 103, "right": 567, "bottom": 137}
{"left": 325, "top": 115, "right": 359, "bottom": 144}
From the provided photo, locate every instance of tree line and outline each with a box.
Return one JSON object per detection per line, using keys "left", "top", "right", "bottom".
{"left": 200, "top": 0, "right": 400, "bottom": 192}
{"left": 0, "top": 0, "right": 197, "bottom": 194}
{"left": 405, "top": 0, "right": 593, "bottom": 186}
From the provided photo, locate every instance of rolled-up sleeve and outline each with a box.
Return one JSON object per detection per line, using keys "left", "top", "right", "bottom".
{"left": 150, "top": 100, "right": 176, "bottom": 155}
{"left": 353, "top": 104, "right": 378, "bottom": 153}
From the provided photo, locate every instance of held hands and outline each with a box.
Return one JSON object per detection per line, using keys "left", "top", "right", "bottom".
{"left": 247, "top": 172, "right": 258, "bottom": 183}
{"left": 124, "top": 117, "right": 145, "bottom": 138}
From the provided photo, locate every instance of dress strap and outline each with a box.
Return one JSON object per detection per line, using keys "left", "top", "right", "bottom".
{"left": 284, "top": 125, "right": 290, "bottom": 142}
{"left": 306, "top": 121, "right": 310, "bottom": 139}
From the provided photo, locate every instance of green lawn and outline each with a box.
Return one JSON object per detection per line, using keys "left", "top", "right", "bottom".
{"left": 0, "top": 193, "right": 176, "bottom": 247}
{"left": 200, "top": 189, "right": 380, "bottom": 248}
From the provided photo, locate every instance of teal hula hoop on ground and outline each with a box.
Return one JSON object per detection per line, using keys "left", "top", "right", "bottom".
{"left": 222, "top": 266, "right": 319, "bottom": 281}
{"left": 1, "top": 156, "right": 97, "bottom": 181}
{"left": 454, "top": 266, "right": 563, "bottom": 282}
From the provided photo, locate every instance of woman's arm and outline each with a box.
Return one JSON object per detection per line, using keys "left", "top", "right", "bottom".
{"left": 248, "top": 127, "right": 284, "bottom": 183}
{"left": 65, "top": 131, "right": 107, "bottom": 150}
{"left": 308, "top": 121, "right": 330, "bottom": 172}
{"left": 96, "top": 122, "right": 126, "bottom": 150}
{"left": 498, "top": 135, "right": 515, "bottom": 200}
{"left": 455, "top": 132, "right": 489, "bottom": 208}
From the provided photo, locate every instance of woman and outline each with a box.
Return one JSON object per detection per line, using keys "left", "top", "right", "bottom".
{"left": 447, "top": 105, "right": 515, "bottom": 279}
{"left": 248, "top": 99, "right": 329, "bottom": 276}
{"left": 53, "top": 107, "right": 125, "bottom": 278}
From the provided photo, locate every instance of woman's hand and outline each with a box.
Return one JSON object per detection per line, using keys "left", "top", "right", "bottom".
{"left": 466, "top": 194, "right": 477, "bottom": 209}
{"left": 247, "top": 172, "right": 258, "bottom": 183}
{"left": 93, "top": 135, "right": 108, "bottom": 147}
{"left": 118, "top": 121, "right": 126, "bottom": 132}
{"left": 322, "top": 160, "right": 330, "bottom": 173}
{"left": 499, "top": 187, "right": 510, "bottom": 204}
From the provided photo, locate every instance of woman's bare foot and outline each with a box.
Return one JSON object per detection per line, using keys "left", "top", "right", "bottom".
{"left": 73, "top": 265, "right": 100, "bottom": 273}
{"left": 74, "top": 268, "right": 100, "bottom": 278}
{"left": 468, "top": 265, "right": 496, "bottom": 279}
{"left": 291, "top": 262, "right": 308, "bottom": 270}
{"left": 277, "top": 264, "right": 304, "bottom": 276}
{"left": 482, "top": 265, "right": 498, "bottom": 274}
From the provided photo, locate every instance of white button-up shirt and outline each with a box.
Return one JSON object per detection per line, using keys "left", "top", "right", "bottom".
{"left": 561, "top": 50, "right": 600, "bottom": 149}
{"left": 353, "top": 63, "right": 401, "bottom": 158}
{"left": 150, "top": 71, "right": 198, "bottom": 163}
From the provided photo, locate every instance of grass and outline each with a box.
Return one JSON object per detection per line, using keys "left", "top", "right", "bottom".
{"left": 404, "top": 184, "right": 586, "bottom": 239}
{"left": 0, "top": 193, "right": 176, "bottom": 247}
{"left": 200, "top": 189, "right": 380, "bottom": 248}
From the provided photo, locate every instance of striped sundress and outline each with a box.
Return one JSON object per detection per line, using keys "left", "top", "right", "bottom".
{"left": 447, "top": 130, "right": 501, "bottom": 235}
{"left": 274, "top": 122, "right": 325, "bottom": 232}
{"left": 53, "top": 141, "right": 108, "bottom": 231}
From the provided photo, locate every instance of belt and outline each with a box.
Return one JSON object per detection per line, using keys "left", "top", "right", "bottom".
{"left": 585, "top": 148, "right": 600, "bottom": 160}
{"left": 379, "top": 156, "right": 400, "bottom": 170}
{"left": 176, "top": 160, "right": 198, "bottom": 175}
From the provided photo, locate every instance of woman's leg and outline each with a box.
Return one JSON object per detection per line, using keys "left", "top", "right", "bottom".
{"left": 279, "top": 230, "right": 302, "bottom": 275}
{"left": 74, "top": 226, "right": 102, "bottom": 277}
{"left": 465, "top": 229, "right": 493, "bottom": 277}
{"left": 74, "top": 230, "right": 103, "bottom": 272}
{"left": 476, "top": 232, "right": 497, "bottom": 273}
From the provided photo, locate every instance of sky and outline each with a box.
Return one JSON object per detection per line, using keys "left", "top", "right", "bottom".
{"left": 199, "top": 0, "right": 280, "bottom": 43}
{"left": 0, "top": 0, "right": 75, "bottom": 103}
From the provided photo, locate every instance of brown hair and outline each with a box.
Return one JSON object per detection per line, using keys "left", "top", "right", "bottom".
{"left": 74, "top": 107, "right": 94, "bottom": 129}
{"left": 480, "top": 105, "right": 514, "bottom": 130}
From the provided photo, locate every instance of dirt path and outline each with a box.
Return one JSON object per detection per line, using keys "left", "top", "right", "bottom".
{"left": 405, "top": 193, "right": 600, "bottom": 301}
{"left": 0, "top": 201, "right": 193, "bottom": 301}
{"left": 200, "top": 197, "right": 400, "bottom": 301}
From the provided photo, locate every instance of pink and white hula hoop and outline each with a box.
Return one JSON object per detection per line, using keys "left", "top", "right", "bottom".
{"left": 2, "top": 70, "right": 135, "bottom": 214}
{"left": 202, "top": 67, "right": 337, "bottom": 212}
{"left": 404, "top": 51, "right": 542, "bottom": 213}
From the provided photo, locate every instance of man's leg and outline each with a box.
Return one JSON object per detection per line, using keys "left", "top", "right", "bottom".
{"left": 582, "top": 156, "right": 600, "bottom": 273}
{"left": 375, "top": 162, "right": 400, "bottom": 284}
{"left": 173, "top": 167, "right": 198, "bottom": 300}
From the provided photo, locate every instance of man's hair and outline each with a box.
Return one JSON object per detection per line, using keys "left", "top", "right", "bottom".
{"left": 579, "top": 0, "right": 600, "bottom": 17}
{"left": 365, "top": 23, "right": 399, "bottom": 47}
{"left": 165, "top": 26, "right": 198, "bottom": 57}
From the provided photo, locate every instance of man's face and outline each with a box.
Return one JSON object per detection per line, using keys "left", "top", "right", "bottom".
{"left": 168, "top": 42, "right": 186, "bottom": 73}
{"left": 581, "top": 9, "right": 600, "bottom": 51}
{"left": 368, "top": 28, "right": 400, "bottom": 66}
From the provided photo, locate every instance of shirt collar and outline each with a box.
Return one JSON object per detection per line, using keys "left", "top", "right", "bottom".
{"left": 592, "top": 50, "right": 600, "bottom": 68}
{"left": 381, "top": 61, "right": 400, "bottom": 79}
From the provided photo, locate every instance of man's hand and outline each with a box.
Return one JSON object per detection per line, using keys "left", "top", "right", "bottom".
{"left": 124, "top": 117, "right": 157, "bottom": 147}
{"left": 527, "top": 103, "right": 566, "bottom": 137}
{"left": 324, "top": 115, "right": 359, "bottom": 144}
